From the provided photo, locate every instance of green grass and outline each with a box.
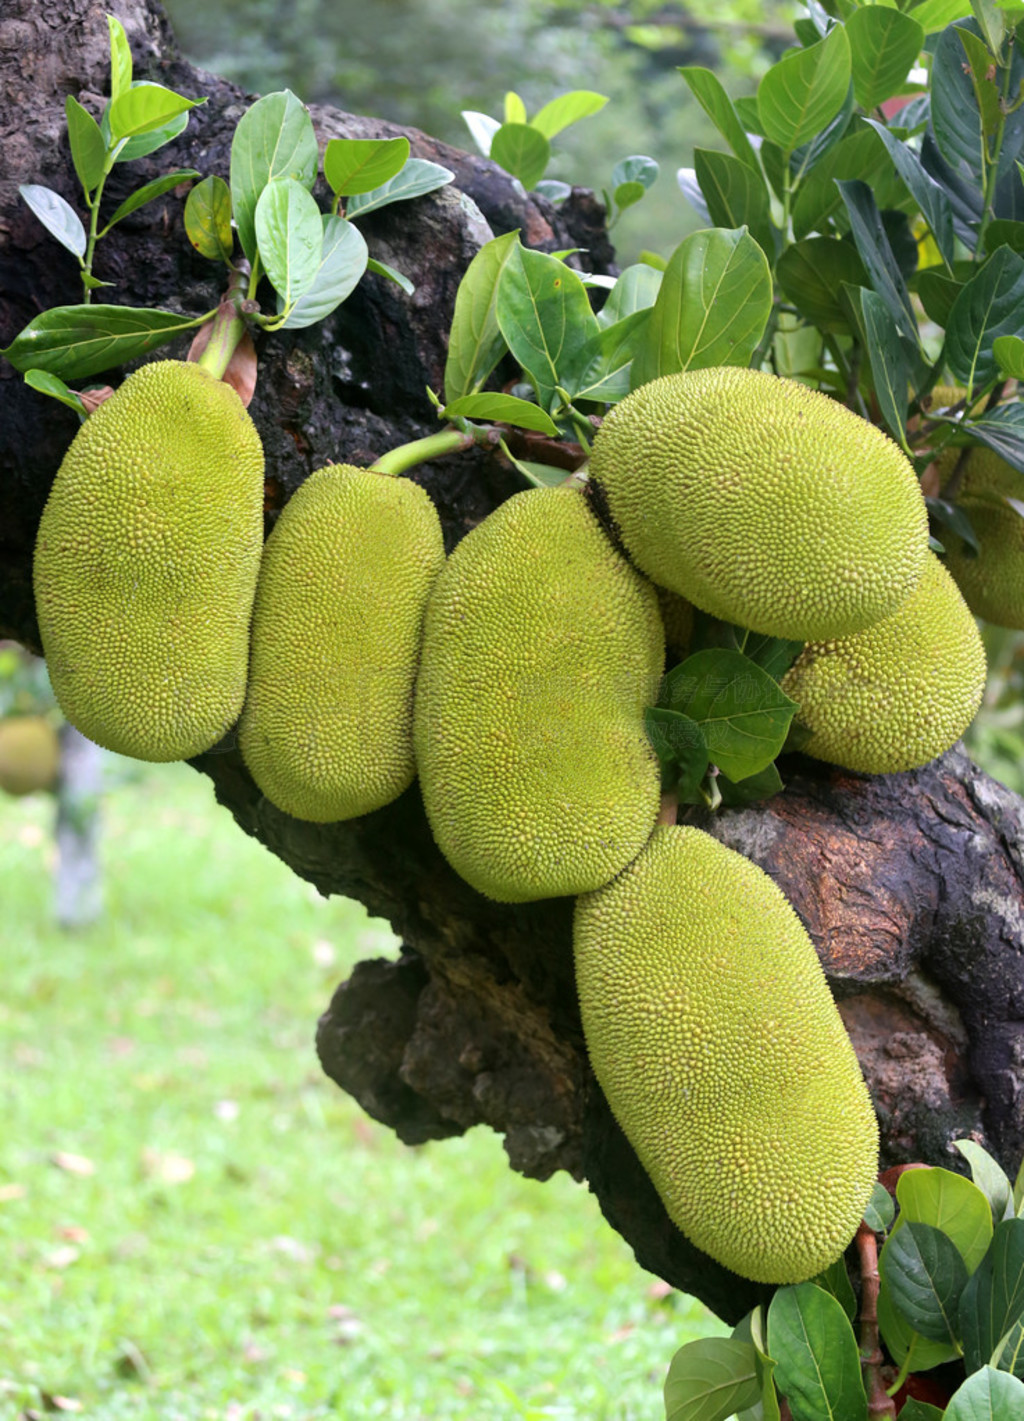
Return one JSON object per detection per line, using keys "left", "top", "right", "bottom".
{"left": 0, "top": 762, "right": 722, "bottom": 1419}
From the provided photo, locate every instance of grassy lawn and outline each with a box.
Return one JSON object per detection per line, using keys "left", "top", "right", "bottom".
{"left": 0, "top": 761, "right": 722, "bottom": 1420}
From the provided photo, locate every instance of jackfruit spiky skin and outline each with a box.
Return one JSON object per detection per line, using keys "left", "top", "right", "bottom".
{"left": 574, "top": 823, "right": 879, "bottom": 1284}
{"left": 588, "top": 367, "right": 929, "bottom": 641}
{"left": 0, "top": 716, "right": 60, "bottom": 796}
{"left": 936, "top": 447, "right": 1024, "bottom": 628}
{"left": 414, "top": 484, "right": 664, "bottom": 902}
{"left": 33, "top": 360, "right": 264, "bottom": 762}
{"left": 655, "top": 585, "right": 695, "bottom": 662}
{"left": 781, "top": 553, "right": 985, "bottom": 774}
{"left": 239, "top": 465, "right": 445, "bottom": 823}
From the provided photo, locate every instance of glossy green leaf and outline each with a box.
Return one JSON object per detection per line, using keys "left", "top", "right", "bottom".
{"left": 495, "top": 244, "right": 600, "bottom": 411}
{"left": 107, "top": 15, "right": 132, "bottom": 103}
{"left": 575, "top": 308, "right": 651, "bottom": 401}
{"left": 693, "top": 149, "right": 774, "bottom": 259}
{"left": 863, "top": 119, "right": 955, "bottom": 267}
{"left": 931, "top": 22, "right": 986, "bottom": 186}
{"left": 776, "top": 236, "right": 868, "bottom": 329}
{"left": 791, "top": 128, "right": 893, "bottom": 240}
{"left": 917, "top": 268, "right": 963, "bottom": 328}
{"left": 280, "top": 215, "right": 369, "bottom": 329}
{"left": 0, "top": 305, "right": 203, "bottom": 380}
{"left": 18, "top": 185, "right": 86, "bottom": 260}
{"left": 897, "top": 1403, "right": 945, "bottom": 1421}
{"left": 102, "top": 169, "right": 201, "bottom": 232}
{"left": 611, "top": 154, "right": 659, "bottom": 193}
{"left": 644, "top": 708, "right": 710, "bottom": 801}
{"left": 108, "top": 82, "right": 201, "bottom": 141}
{"left": 504, "top": 91, "right": 527, "bottom": 124}
{"left": 986, "top": 219, "right": 1024, "bottom": 255}
{"left": 461, "top": 109, "right": 500, "bottom": 157}
{"left": 864, "top": 1182, "right": 896, "bottom": 1233}
{"left": 111, "top": 103, "right": 190, "bottom": 164}
{"left": 678, "top": 67, "right": 761, "bottom": 174}
{"left": 908, "top": 0, "right": 975, "bottom": 33}
{"left": 847, "top": 7, "right": 925, "bottom": 110}
{"left": 813, "top": 1255, "right": 858, "bottom": 1324}
{"left": 229, "top": 90, "right": 319, "bottom": 262}
{"left": 768, "top": 1283, "right": 867, "bottom": 1421}
{"left": 599, "top": 263, "right": 663, "bottom": 325}
{"left": 735, "top": 631, "right": 805, "bottom": 680}
{"left": 946, "top": 247, "right": 1024, "bottom": 391}
{"left": 254, "top": 178, "right": 323, "bottom": 308}
{"left": 880, "top": 1220, "right": 969, "bottom": 1342}
{"left": 835, "top": 179, "right": 918, "bottom": 345}
{"left": 897, "top": 1166, "right": 994, "bottom": 1273}
{"left": 659, "top": 649, "right": 798, "bottom": 781}
{"left": 530, "top": 90, "right": 608, "bottom": 140}
{"left": 717, "top": 762, "right": 785, "bottom": 806}
{"left": 944, "top": 1365, "right": 1024, "bottom": 1419}
{"left": 184, "top": 175, "right": 234, "bottom": 263}
{"left": 877, "top": 1282, "right": 962, "bottom": 1371}
{"left": 757, "top": 25, "right": 852, "bottom": 151}
{"left": 969, "top": 405, "right": 1024, "bottom": 476}
{"left": 23, "top": 369, "right": 88, "bottom": 417}
{"left": 324, "top": 137, "right": 411, "bottom": 197}
{"left": 854, "top": 287, "right": 910, "bottom": 449}
{"left": 345, "top": 158, "right": 454, "bottom": 218}
{"left": 664, "top": 1337, "right": 760, "bottom": 1421}
{"left": 443, "top": 230, "right": 520, "bottom": 403}
{"left": 960, "top": 1218, "right": 1024, "bottom": 1370}
{"left": 489, "top": 123, "right": 551, "bottom": 190}
{"left": 65, "top": 96, "right": 106, "bottom": 196}
{"left": 612, "top": 180, "right": 645, "bottom": 212}
{"left": 442, "top": 393, "right": 559, "bottom": 434}
{"left": 954, "top": 1140, "right": 1015, "bottom": 1224}
{"left": 631, "top": 227, "right": 772, "bottom": 387}
{"left": 364, "top": 256, "right": 413, "bottom": 294}
{"left": 929, "top": 498, "right": 981, "bottom": 555}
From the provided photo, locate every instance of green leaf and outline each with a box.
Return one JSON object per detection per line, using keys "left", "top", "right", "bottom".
{"left": 65, "top": 96, "right": 106, "bottom": 197}
{"left": 443, "top": 230, "right": 520, "bottom": 403}
{"left": 107, "top": 15, "right": 132, "bottom": 103}
{"left": 835, "top": 179, "right": 918, "bottom": 346}
{"left": 23, "top": 369, "right": 88, "bottom": 417}
{"left": 717, "top": 762, "right": 785, "bottom": 806}
{"left": 847, "top": 7, "right": 925, "bottom": 110}
{"left": 644, "top": 708, "right": 710, "bottom": 801}
{"left": 345, "top": 158, "right": 454, "bottom": 218}
{"left": 103, "top": 169, "right": 201, "bottom": 232}
{"left": 917, "top": 269, "right": 963, "bottom": 328}
{"left": 489, "top": 124, "right": 551, "bottom": 190}
{"left": 736, "top": 631, "right": 805, "bottom": 680}
{"left": 944, "top": 1365, "right": 1024, "bottom": 1418}
{"left": 908, "top": 0, "right": 975, "bottom": 33}
{"left": 862, "top": 119, "right": 955, "bottom": 268}
{"left": 442, "top": 393, "right": 559, "bottom": 434}
{"left": 767, "top": 1283, "right": 867, "bottom": 1421}
{"left": 504, "top": 91, "right": 527, "bottom": 124}
{"left": 929, "top": 498, "right": 981, "bottom": 555}
{"left": 184, "top": 175, "right": 234, "bottom": 263}
{"left": 880, "top": 1220, "right": 969, "bottom": 1342}
{"left": 969, "top": 404, "right": 1024, "bottom": 476}
{"left": 108, "top": 82, "right": 202, "bottom": 141}
{"left": 659, "top": 648, "right": 798, "bottom": 781}
{"left": 931, "top": 22, "right": 987, "bottom": 187}
{"left": 946, "top": 247, "right": 1024, "bottom": 391}
{"left": 323, "top": 137, "right": 411, "bottom": 197}
{"left": 664, "top": 1337, "right": 760, "bottom": 1421}
{"left": 854, "top": 287, "right": 910, "bottom": 449}
{"left": 612, "top": 180, "right": 645, "bottom": 212}
{"left": 878, "top": 1284, "right": 962, "bottom": 1371}
{"left": 897, "top": 1403, "right": 945, "bottom": 1421}
{"left": 494, "top": 244, "right": 601, "bottom": 411}
{"left": 0, "top": 305, "right": 204, "bottom": 380}
{"left": 813, "top": 1255, "right": 858, "bottom": 1324}
{"left": 960, "top": 1219, "right": 1024, "bottom": 1370}
{"left": 776, "top": 236, "right": 868, "bottom": 330}
{"left": 678, "top": 67, "right": 762, "bottom": 174}
{"left": 574, "top": 309, "right": 651, "bottom": 402}
{"left": 229, "top": 90, "right": 319, "bottom": 263}
{"left": 18, "top": 185, "right": 85, "bottom": 260}
{"left": 791, "top": 128, "right": 893, "bottom": 241}
{"left": 461, "top": 109, "right": 500, "bottom": 157}
{"left": 254, "top": 177, "right": 324, "bottom": 307}
{"left": 530, "top": 90, "right": 608, "bottom": 140}
{"left": 110, "top": 102, "right": 190, "bottom": 164}
{"left": 757, "top": 25, "right": 852, "bottom": 151}
{"left": 611, "top": 154, "right": 659, "bottom": 193}
{"left": 630, "top": 227, "right": 772, "bottom": 387}
{"left": 599, "top": 263, "right": 663, "bottom": 325}
{"left": 897, "top": 1166, "right": 994, "bottom": 1273}
{"left": 986, "top": 219, "right": 1024, "bottom": 254}
{"left": 364, "top": 255, "right": 412, "bottom": 293}
{"left": 280, "top": 215, "right": 368, "bottom": 329}
{"left": 864, "top": 1182, "right": 896, "bottom": 1233}
{"left": 954, "top": 1140, "right": 1015, "bottom": 1225}
{"left": 693, "top": 148, "right": 775, "bottom": 260}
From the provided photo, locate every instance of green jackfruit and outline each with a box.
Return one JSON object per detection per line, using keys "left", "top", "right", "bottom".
{"left": 239, "top": 465, "right": 445, "bottom": 822}
{"left": 414, "top": 484, "right": 664, "bottom": 902}
{"left": 781, "top": 553, "right": 985, "bottom": 774}
{"left": 0, "top": 716, "right": 60, "bottom": 796}
{"left": 574, "top": 823, "right": 879, "bottom": 1284}
{"left": 33, "top": 360, "right": 264, "bottom": 762}
{"left": 936, "top": 446, "right": 1024, "bottom": 629}
{"left": 589, "top": 367, "right": 929, "bottom": 641}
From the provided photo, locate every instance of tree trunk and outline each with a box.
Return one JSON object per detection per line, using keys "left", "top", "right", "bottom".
{"left": 3, "top": 0, "right": 1023, "bottom": 1327}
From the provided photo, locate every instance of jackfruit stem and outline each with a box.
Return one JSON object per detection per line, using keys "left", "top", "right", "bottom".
{"left": 371, "top": 428, "right": 476, "bottom": 477}
{"left": 657, "top": 791, "right": 678, "bottom": 826}
{"left": 856, "top": 1222, "right": 896, "bottom": 1419}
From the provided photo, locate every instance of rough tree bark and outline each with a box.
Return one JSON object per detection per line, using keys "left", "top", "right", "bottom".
{"left": 3, "top": 0, "right": 1023, "bottom": 1327}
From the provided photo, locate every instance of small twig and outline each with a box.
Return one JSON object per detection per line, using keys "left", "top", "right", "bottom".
{"left": 857, "top": 1223, "right": 897, "bottom": 1419}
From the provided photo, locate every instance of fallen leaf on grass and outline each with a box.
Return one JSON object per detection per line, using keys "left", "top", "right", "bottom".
{"left": 50, "top": 1152, "right": 94, "bottom": 1176}
{"left": 140, "top": 1149, "right": 195, "bottom": 1184}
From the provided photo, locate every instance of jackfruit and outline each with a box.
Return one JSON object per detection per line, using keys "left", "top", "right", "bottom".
{"left": 414, "top": 484, "right": 663, "bottom": 902}
{"left": 935, "top": 446, "right": 1024, "bottom": 629}
{"left": 0, "top": 716, "right": 60, "bottom": 796}
{"left": 239, "top": 464, "right": 445, "bottom": 822}
{"left": 33, "top": 360, "right": 264, "bottom": 762}
{"left": 588, "top": 367, "right": 929, "bottom": 641}
{"left": 574, "top": 823, "right": 879, "bottom": 1284}
{"left": 781, "top": 552, "right": 985, "bottom": 774}
{"left": 655, "top": 586, "right": 695, "bottom": 662}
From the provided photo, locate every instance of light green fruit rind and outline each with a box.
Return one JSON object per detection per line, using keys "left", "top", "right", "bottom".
{"left": 938, "top": 447, "right": 1024, "bottom": 629}
{"left": 414, "top": 485, "right": 664, "bottom": 902}
{"left": 239, "top": 465, "right": 445, "bottom": 823}
{"left": 782, "top": 553, "right": 986, "bottom": 774}
{"left": 33, "top": 360, "right": 264, "bottom": 762}
{"left": 574, "top": 824, "right": 879, "bottom": 1285}
{"left": 0, "top": 716, "right": 60, "bottom": 796}
{"left": 589, "top": 367, "right": 929, "bottom": 641}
